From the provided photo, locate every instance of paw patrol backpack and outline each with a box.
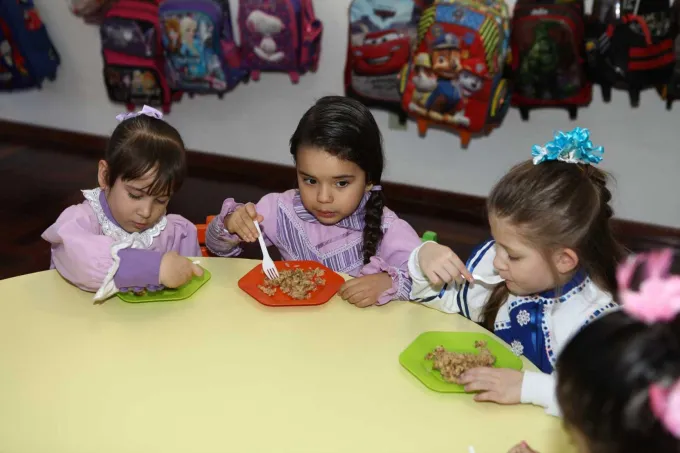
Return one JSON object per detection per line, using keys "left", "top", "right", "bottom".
{"left": 587, "top": 0, "right": 676, "bottom": 107}
{"left": 159, "top": 0, "right": 249, "bottom": 97}
{"left": 345, "top": 0, "right": 427, "bottom": 124}
{"left": 238, "top": 0, "right": 323, "bottom": 84}
{"left": 510, "top": 0, "right": 591, "bottom": 121}
{"left": 399, "top": 0, "right": 511, "bottom": 147}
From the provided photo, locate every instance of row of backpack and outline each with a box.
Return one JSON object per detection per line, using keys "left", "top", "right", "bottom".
{"left": 0, "top": 0, "right": 60, "bottom": 91}
{"left": 99, "top": 0, "right": 323, "bottom": 114}
{"left": 345, "top": 0, "right": 680, "bottom": 147}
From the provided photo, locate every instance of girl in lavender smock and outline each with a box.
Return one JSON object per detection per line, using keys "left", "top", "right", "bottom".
{"left": 206, "top": 96, "right": 422, "bottom": 308}
{"left": 42, "top": 106, "right": 202, "bottom": 302}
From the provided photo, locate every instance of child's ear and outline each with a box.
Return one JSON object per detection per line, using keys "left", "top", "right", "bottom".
{"left": 554, "top": 248, "right": 579, "bottom": 275}
{"left": 365, "top": 183, "right": 374, "bottom": 193}
{"left": 97, "top": 160, "right": 109, "bottom": 190}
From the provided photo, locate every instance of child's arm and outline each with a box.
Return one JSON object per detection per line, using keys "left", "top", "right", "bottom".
{"left": 356, "top": 216, "right": 423, "bottom": 305}
{"left": 409, "top": 241, "right": 494, "bottom": 319}
{"left": 205, "top": 193, "right": 279, "bottom": 257}
{"left": 166, "top": 214, "right": 202, "bottom": 257}
{"left": 42, "top": 205, "right": 190, "bottom": 301}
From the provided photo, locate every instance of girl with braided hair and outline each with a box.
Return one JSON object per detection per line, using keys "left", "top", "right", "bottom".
{"left": 206, "top": 96, "right": 422, "bottom": 307}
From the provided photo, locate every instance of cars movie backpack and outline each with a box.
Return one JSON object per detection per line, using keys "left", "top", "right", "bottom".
{"left": 159, "top": 0, "right": 248, "bottom": 97}
{"left": 399, "top": 0, "right": 511, "bottom": 147}
{"left": 101, "top": 0, "right": 175, "bottom": 113}
{"left": 587, "top": 0, "right": 675, "bottom": 106}
{"left": 238, "top": 0, "right": 323, "bottom": 84}
{"left": 0, "top": 0, "right": 60, "bottom": 91}
{"left": 510, "top": 0, "right": 591, "bottom": 121}
{"left": 345, "top": 0, "right": 426, "bottom": 123}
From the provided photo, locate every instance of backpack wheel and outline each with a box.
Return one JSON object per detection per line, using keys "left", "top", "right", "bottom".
{"left": 519, "top": 107, "right": 530, "bottom": 121}
{"left": 568, "top": 106, "right": 578, "bottom": 120}
{"left": 126, "top": 103, "right": 135, "bottom": 112}
{"left": 667, "top": 99, "right": 673, "bottom": 111}
{"left": 398, "top": 112, "right": 408, "bottom": 125}
{"left": 416, "top": 119, "right": 428, "bottom": 137}
{"left": 251, "top": 70, "right": 261, "bottom": 82}
{"left": 600, "top": 84, "right": 612, "bottom": 103}
{"left": 188, "top": 93, "right": 195, "bottom": 99}
{"left": 629, "top": 89, "right": 640, "bottom": 107}
{"left": 459, "top": 131, "right": 472, "bottom": 148}
{"left": 218, "top": 92, "right": 225, "bottom": 100}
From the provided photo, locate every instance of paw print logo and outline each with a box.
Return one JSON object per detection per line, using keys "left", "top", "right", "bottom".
{"left": 517, "top": 309, "right": 531, "bottom": 326}
{"left": 510, "top": 340, "right": 524, "bottom": 357}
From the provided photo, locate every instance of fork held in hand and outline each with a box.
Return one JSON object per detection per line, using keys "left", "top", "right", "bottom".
{"left": 253, "top": 220, "right": 279, "bottom": 280}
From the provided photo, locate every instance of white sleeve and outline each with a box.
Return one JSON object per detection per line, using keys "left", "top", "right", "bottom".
{"left": 521, "top": 371, "right": 560, "bottom": 417}
{"left": 408, "top": 240, "right": 498, "bottom": 322}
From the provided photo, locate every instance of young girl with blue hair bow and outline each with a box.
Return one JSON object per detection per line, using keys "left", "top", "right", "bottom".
{"left": 409, "top": 127, "right": 625, "bottom": 416}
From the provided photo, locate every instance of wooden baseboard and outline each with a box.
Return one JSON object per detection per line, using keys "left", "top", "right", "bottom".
{"left": 2, "top": 118, "right": 679, "bottom": 249}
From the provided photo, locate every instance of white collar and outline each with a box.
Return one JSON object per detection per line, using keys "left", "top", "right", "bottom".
{"left": 82, "top": 188, "right": 167, "bottom": 248}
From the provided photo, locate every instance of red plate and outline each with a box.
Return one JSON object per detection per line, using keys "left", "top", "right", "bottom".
{"left": 238, "top": 261, "right": 345, "bottom": 307}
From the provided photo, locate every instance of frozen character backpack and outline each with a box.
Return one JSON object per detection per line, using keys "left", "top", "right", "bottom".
{"left": 0, "top": 0, "right": 60, "bottom": 91}
{"left": 238, "top": 0, "right": 323, "bottom": 84}
{"left": 100, "top": 0, "right": 175, "bottom": 113}
{"left": 399, "top": 0, "right": 511, "bottom": 147}
{"left": 587, "top": 0, "right": 675, "bottom": 107}
{"left": 345, "top": 0, "right": 427, "bottom": 124}
{"left": 510, "top": 0, "right": 591, "bottom": 121}
{"left": 159, "top": 0, "right": 248, "bottom": 97}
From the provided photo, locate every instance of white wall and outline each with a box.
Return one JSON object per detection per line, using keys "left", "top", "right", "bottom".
{"left": 1, "top": 0, "right": 678, "bottom": 228}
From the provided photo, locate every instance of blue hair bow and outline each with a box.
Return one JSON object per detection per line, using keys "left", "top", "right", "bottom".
{"left": 531, "top": 127, "right": 604, "bottom": 166}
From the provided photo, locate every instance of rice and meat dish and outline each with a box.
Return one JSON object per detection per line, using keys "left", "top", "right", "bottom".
{"left": 258, "top": 268, "right": 326, "bottom": 300}
{"left": 425, "top": 341, "right": 496, "bottom": 382}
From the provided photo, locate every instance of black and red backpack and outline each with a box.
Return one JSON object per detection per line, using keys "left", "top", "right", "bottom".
{"left": 587, "top": 0, "right": 676, "bottom": 107}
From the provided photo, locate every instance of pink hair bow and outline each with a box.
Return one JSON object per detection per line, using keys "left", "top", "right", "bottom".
{"left": 650, "top": 381, "right": 680, "bottom": 438}
{"left": 618, "top": 249, "right": 680, "bottom": 324}
{"left": 115, "top": 105, "right": 163, "bottom": 123}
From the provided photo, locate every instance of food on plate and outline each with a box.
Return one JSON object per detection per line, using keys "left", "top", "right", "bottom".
{"left": 127, "top": 288, "right": 147, "bottom": 296}
{"left": 258, "top": 267, "right": 326, "bottom": 300}
{"left": 424, "top": 341, "right": 496, "bottom": 382}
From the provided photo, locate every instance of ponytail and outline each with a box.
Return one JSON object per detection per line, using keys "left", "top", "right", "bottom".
{"left": 362, "top": 190, "right": 385, "bottom": 264}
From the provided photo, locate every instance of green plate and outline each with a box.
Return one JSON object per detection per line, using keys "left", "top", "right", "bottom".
{"left": 399, "top": 331, "right": 523, "bottom": 393}
{"left": 116, "top": 268, "right": 212, "bottom": 303}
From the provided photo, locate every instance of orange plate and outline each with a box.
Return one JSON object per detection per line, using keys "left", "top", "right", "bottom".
{"left": 238, "top": 261, "right": 345, "bottom": 307}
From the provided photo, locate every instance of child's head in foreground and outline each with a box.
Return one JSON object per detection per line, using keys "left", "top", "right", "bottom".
{"left": 557, "top": 249, "right": 680, "bottom": 453}
{"left": 482, "top": 128, "right": 624, "bottom": 328}
{"left": 99, "top": 106, "right": 186, "bottom": 234}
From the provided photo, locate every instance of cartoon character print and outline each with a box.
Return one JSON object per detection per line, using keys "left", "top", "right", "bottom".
{"left": 409, "top": 52, "right": 437, "bottom": 109}
{"left": 179, "top": 15, "right": 201, "bottom": 57}
{"left": 23, "top": 7, "right": 42, "bottom": 31}
{"left": 246, "top": 10, "right": 286, "bottom": 63}
{"left": 0, "top": 21, "right": 28, "bottom": 77}
{"left": 163, "top": 18, "right": 181, "bottom": 53}
{"left": 351, "top": 30, "right": 410, "bottom": 75}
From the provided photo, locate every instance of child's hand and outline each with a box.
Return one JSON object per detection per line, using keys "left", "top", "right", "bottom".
{"left": 224, "top": 203, "right": 264, "bottom": 242}
{"left": 508, "top": 441, "right": 539, "bottom": 453}
{"left": 339, "top": 273, "right": 393, "bottom": 308}
{"left": 159, "top": 252, "right": 204, "bottom": 288}
{"left": 458, "top": 367, "right": 523, "bottom": 404}
{"left": 418, "top": 242, "right": 473, "bottom": 285}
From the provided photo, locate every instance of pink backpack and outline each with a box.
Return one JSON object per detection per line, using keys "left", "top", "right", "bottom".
{"left": 100, "top": 0, "right": 174, "bottom": 113}
{"left": 238, "top": 0, "right": 323, "bottom": 84}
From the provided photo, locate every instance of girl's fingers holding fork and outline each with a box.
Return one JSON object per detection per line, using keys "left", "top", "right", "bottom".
{"left": 244, "top": 203, "right": 264, "bottom": 223}
{"left": 234, "top": 213, "right": 258, "bottom": 242}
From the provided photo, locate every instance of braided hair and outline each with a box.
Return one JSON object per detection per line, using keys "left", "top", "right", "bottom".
{"left": 481, "top": 160, "right": 625, "bottom": 329}
{"left": 289, "top": 96, "right": 385, "bottom": 264}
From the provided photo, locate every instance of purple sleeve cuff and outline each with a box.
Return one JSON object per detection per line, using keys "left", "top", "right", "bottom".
{"left": 360, "top": 256, "right": 413, "bottom": 305}
{"left": 114, "top": 249, "right": 164, "bottom": 290}
{"left": 205, "top": 198, "right": 244, "bottom": 257}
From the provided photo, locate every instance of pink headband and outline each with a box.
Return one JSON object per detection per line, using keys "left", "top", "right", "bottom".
{"left": 115, "top": 105, "right": 163, "bottom": 123}
{"left": 618, "top": 249, "right": 680, "bottom": 437}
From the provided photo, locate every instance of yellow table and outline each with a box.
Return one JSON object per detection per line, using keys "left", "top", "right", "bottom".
{"left": 0, "top": 258, "right": 574, "bottom": 453}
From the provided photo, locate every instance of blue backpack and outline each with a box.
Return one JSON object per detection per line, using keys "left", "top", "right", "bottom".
{"left": 159, "top": 0, "right": 249, "bottom": 97}
{"left": 0, "top": 0, "right": 60, "bottom": 91}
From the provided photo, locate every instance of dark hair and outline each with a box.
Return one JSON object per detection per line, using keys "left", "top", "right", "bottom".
{"left": 289, "top": 96, "right": 385, "bottom": 264}
{"left": 557, "top": 310, "right": 680, "bottom": 453}
{"left": 481, "top": 160, "right": 625, "bottom": 329}
{"left": 105, "top": 114, "right": 186, "bottom": 196}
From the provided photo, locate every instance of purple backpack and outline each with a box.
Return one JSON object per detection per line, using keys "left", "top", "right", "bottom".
{"left": 238, "top": 0, "right": 323, "bottom": 83}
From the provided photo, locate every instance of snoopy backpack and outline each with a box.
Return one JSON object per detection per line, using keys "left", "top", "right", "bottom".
{"left": 345, "top": 0, "right": 427, "bottom": 123}
{"left": 399, "top": 0, "right": 511, "bottom": 147}
{"left": 238, "top": 0, "right": 323, "bottom": 83}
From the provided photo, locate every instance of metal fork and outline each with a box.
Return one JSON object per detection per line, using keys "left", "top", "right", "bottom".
{"left": 253, "top": 220, "right": 279, "bottom": 280}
